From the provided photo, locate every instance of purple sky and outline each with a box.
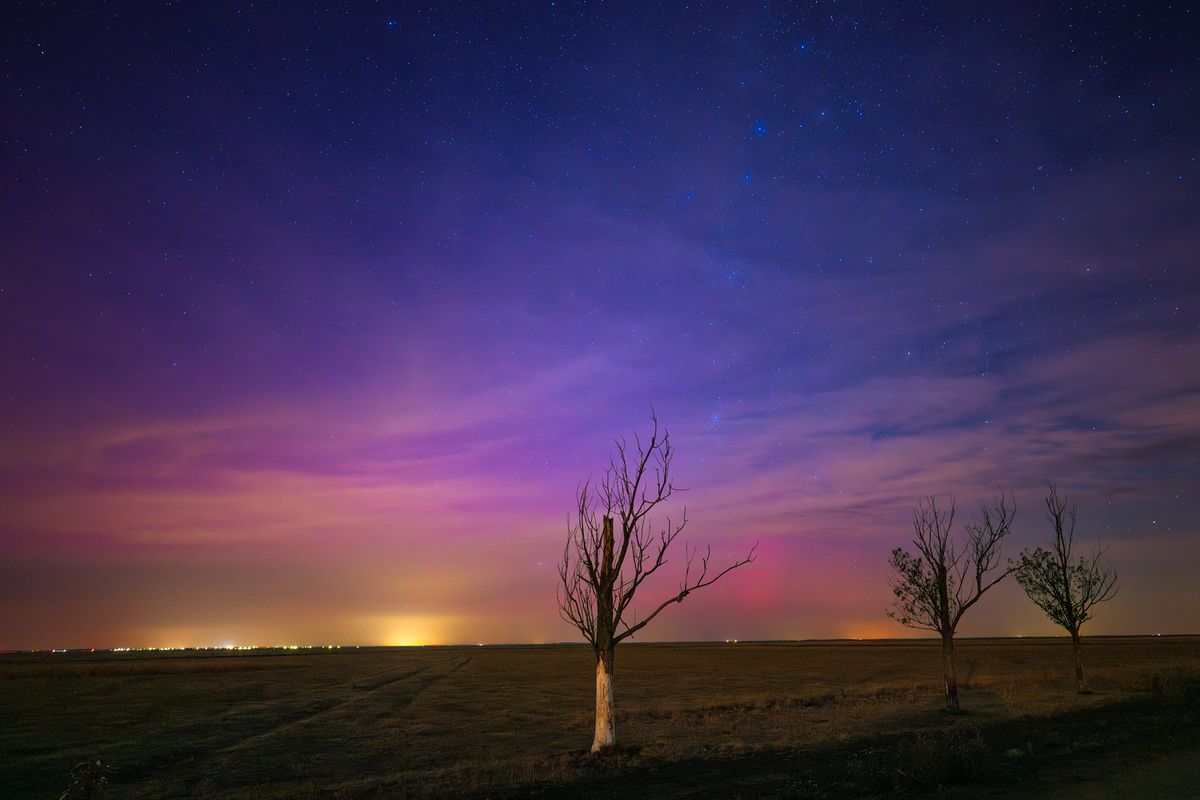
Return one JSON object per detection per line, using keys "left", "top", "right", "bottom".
{"left": 2, "top": 3, "right": 1198, "bottom": 648}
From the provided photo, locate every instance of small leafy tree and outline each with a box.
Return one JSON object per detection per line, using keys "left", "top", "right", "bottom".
{"left": 557, "top": 414, "right": 756, "bottom": 752}
{"left": 887, "top": 493, "right": 1015, "bottom": 711}
{"left": 1014, "top": 483, "right": 1119, "bottom": 692}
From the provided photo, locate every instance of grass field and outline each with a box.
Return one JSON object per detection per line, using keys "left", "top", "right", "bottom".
{"left": 3, "top": 637, "right": 1198, "bottom": 798}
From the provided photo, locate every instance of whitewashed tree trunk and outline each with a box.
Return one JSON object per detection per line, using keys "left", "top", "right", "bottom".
{"left": 591, "top": 647, "right": 616, "bottom": 753}
{"left": 941, "top": 632, "right": 960, "bottom": 711}
{"left": 1071, "top": 631, "right": 1087, "bottom": 692}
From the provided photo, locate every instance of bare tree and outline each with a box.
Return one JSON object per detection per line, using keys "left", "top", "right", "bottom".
{"left": 886, "top": 493, "right": 1015, "bottom": 711}
{"left": 1014, "top": 483, "right": 1119, "bottom": 693}
{"left": 557, "top": 415, "right": 756, "bottom": 753}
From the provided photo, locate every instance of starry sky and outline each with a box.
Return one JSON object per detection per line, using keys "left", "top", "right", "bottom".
{"left": 2, "top": 3, "right": 1198, "bottom": 649}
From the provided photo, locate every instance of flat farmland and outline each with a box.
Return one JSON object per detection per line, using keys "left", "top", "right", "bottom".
{"left": 2, "top": 637, "right": 1198, "bottom": 798}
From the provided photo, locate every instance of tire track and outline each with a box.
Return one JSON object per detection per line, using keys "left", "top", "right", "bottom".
{"left": 214, "top": 655, "right": 474, "bottom": 756}
{"left": 132, "top": 655, "right": 474, "bottom": 798}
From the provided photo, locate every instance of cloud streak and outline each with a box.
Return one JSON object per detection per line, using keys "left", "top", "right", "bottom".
{"left": 1, "top": 3, "right": 1198, "bottom": 648}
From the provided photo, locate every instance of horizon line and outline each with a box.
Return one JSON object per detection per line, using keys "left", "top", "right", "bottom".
{"left": 5, "top": 632, "right": 1198, "bottom": 654}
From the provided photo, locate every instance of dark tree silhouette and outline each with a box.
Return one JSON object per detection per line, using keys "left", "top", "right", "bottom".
{"left": 886, "top": 493, "right": 1015, "bottom": 711}
{"left": 557, "top": 415, "right": 756, "bottom": 753}
{"left": 1014, "top": 483, "right": 1119, "bottom": 693}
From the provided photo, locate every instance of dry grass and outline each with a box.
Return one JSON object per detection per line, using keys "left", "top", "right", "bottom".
{"left": 2, "top": 637, "right": 1198, "bottom": 798}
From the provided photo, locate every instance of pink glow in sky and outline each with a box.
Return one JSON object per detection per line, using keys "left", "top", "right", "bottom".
{"left": 2, "top": 5, "right": 1199, "bottom": 648}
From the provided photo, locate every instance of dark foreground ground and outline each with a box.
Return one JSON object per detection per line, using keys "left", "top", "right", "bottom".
{"left": 2, "top": 637, "right": 1198, "bottom": 798}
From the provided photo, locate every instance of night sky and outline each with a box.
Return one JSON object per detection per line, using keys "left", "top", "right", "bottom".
{"left": 2, "top": 3, "right": 1198, "bottom": 649}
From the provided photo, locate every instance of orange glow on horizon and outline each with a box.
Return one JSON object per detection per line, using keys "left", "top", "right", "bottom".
{"left": 375, "top": 614, "right": 457, "bottom": 648}
{"left": 840, "top": 621, "right": 902, "bottom": 640}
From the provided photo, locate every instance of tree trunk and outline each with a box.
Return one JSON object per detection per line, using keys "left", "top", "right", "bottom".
{"left": 590, "top": 515, "right": 617, "bottom": 753}
{"left": 941, "top": 633, "right": 960, "bottom": 711}
{"left": 591, "top": 646, "right": 616, "bottom": 753}
{"left": 1071, "top": 632, "right": 1086, "bottom": 692}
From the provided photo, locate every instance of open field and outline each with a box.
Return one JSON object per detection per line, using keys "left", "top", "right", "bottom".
{"left": 3, "top": 637, "right": 1199, "bottom": 798}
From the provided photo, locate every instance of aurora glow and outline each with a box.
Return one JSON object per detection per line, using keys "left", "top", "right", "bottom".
{"left": 2, "top": 3, "right": 1198, "bottom": 649}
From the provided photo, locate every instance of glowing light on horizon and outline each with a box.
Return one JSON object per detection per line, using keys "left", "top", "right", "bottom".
{"left": 1, "top": 3, "right": 1198, "bottom": 650}
{"left": 376, "top": 614, "right": 454, "bottom": 648}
